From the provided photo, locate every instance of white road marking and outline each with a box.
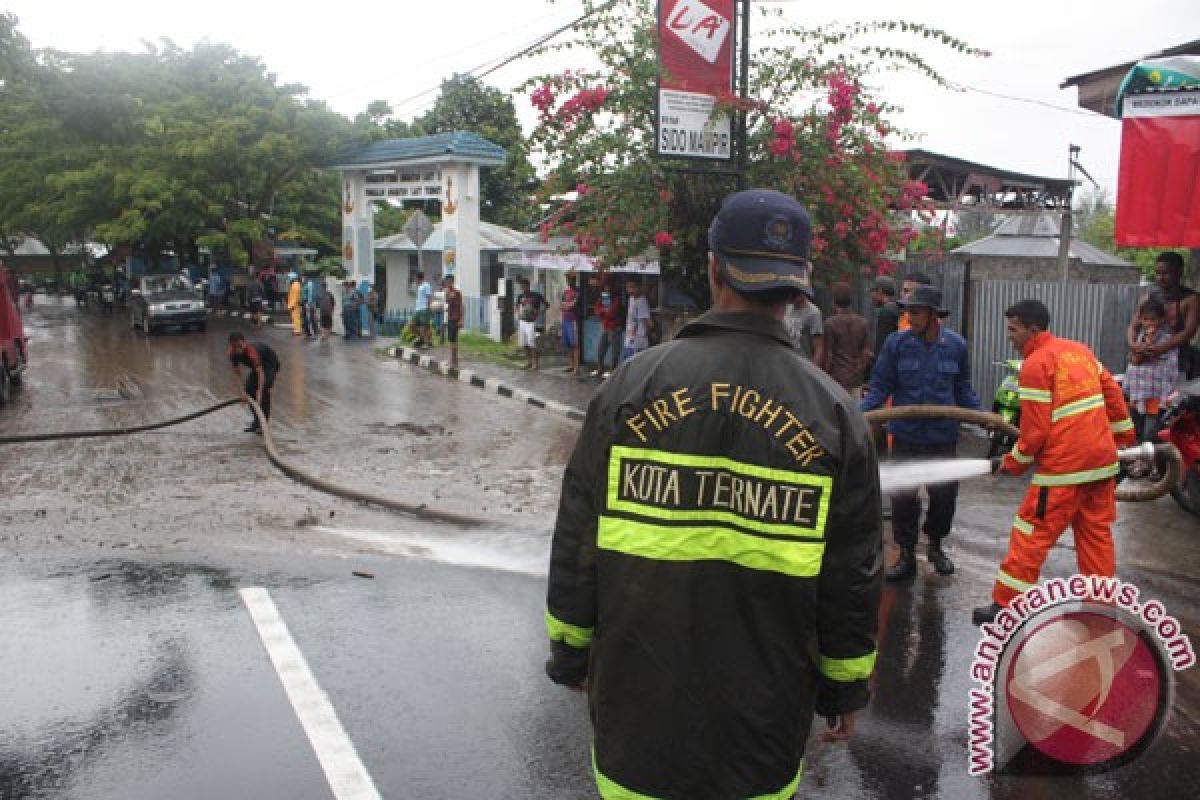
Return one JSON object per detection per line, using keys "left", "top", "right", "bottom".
{"left": 239, "top": 587, "right": 382, "bottom": 800}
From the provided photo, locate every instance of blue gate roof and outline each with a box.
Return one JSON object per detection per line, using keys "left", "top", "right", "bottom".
{"left": 330, "top": 131, "right": 506, "bottom": 168}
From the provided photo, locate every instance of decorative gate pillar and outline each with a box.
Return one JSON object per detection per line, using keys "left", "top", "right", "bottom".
{"left": 438, "top": 163, "right": 483, "bottom": 298}
{"left": 328, "top": 132, "right": 506, "bottom": 305}
{"left": 341, "top": 171, "right": 374, "bottom": 283}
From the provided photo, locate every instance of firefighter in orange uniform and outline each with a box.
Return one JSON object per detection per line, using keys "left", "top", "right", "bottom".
{"left": 973, "top": 299, "right": 1136, "bottom": 625}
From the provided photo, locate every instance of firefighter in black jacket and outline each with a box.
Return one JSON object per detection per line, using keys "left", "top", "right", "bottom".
{"left": 545, "top": 189, "right": 883, "bottom": 799}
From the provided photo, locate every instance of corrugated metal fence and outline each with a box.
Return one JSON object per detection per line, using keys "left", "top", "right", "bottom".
{"left": 968, "top": 280, "right": 1142, "bottom": 402}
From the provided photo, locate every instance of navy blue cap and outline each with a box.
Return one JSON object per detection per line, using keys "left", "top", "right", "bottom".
{"left": 708, "top": 189, "right": 814, "bottom": 299}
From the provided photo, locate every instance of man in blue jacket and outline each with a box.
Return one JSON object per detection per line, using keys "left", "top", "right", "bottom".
{"left": 862, "top": 284, "right": 980, "bottom": 581}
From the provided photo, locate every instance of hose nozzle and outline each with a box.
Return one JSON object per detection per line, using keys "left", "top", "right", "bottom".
{"left": 1117, "top": 443, "right": 1168, "bottom": 462}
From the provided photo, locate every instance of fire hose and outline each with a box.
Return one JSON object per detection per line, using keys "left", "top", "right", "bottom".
{"left": 0, "top": 400, "right": 1175, "bottom": 518}
{"left": 863, "top": 404, "right": 1181, "bottom": 502}
{"left": 0, "top": 397, "right": 486, "bottom": 528}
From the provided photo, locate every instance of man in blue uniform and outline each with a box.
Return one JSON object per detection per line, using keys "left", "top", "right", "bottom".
{"left": 861, "top": 285, "right": 980, "bottom": 581}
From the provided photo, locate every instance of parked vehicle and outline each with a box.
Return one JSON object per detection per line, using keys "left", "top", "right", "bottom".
{"left": 986, "top": 359, "right": 1022, "bottom": 458}
{"left": 0, "top": 266, "right": 28, "bottom": 405}
{"left": 130, "top": 274, "right": 207, "bottom": 335}
{"left": 1158, "top": 378, "right": 1200, "bottom": 517}
{"left": 100, "top": 284, "right": 115, "bottom": 313}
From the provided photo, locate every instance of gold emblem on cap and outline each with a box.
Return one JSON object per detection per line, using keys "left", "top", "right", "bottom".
{"left": 724, "top": 259, "right": 811, "bottom": 286}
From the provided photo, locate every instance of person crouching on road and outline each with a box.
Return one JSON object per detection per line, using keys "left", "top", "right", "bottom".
{"left": 229, "top": 332, "right": 281, "bottom": 434}
{"left": 974, "top": 300, "right": 1136, "bottom": 624}
{"left": 545, "top": 189, "right": 882, "bottom": 799}
{"left": 861, "top": 284, "right": 981, "bottom": 582}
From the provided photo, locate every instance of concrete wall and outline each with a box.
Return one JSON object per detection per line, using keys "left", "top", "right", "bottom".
{"left": 954, "top": 255, "right": 1139, "bottom": 285}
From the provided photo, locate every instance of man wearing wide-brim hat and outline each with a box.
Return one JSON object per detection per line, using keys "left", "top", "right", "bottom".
{"left": 862, "top": 282, "right": 981, "bottom": 581}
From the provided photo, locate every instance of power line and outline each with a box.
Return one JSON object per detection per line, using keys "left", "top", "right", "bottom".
{"left": 320, "top": 9, "right": 581, "bottom": 103}
{"left": 386, "top": 0, "right": 616, "bottom": 114}
{"left": 947, "top": 81, "right": 1104, "bottom": 118}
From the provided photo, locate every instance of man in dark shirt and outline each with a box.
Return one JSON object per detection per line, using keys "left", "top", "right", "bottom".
{"left": 443, "top": 273, "right": 464, "bottom": 370}
{"left": 870, "top": 276, "right": 900, "bottom": 362}
{"left": 821, "top": 282, "right": 871, "bottom": 396}
{"left": 228, "top": 332, "right": 280, "bottom": 433}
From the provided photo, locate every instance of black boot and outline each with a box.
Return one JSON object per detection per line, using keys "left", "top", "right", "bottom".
{"left": 886, "top": 548, "right": 917, "bottom": 582}
{"left": 972, "top": 602, "right": 1002, "bottom": 626}
{"left": 927, "top": 543, "right": 955, "bottom": 576}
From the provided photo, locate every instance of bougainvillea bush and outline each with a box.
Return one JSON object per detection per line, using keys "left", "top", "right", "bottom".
{"left": 524, "top": 0, "right": 986, "bottom": 299}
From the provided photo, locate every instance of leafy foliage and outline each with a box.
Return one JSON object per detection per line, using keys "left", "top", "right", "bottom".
{"left": 0, "top": 20, "right": 355, "bottom": 267}
{"left": 1076, "top": 189, "right": 1185, "bottom": 278}
{"left": 358, "top": 75, "right": 537, "bottom": 229}
{"left": 521, "top": 0, "right": 987, "bottom": 300}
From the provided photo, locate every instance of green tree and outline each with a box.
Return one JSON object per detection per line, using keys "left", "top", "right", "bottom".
{"left": 523, "top": 0, "right": 985, "bottom": 301}
{"left": 417, "top": 74, "right": 537, "bottom": 229}
{"left": 0, "top": 24, "right": 356, "bottom": 271}
{"left": 1076, "top": 189, "right": 1182, "bottom": 278}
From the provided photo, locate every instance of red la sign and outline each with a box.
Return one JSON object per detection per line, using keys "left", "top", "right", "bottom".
{"left": 666, "top": 0, "right": 731, "bottom": 65}
{"left": 659, "top": 0, "right": 733, "bottom": 94}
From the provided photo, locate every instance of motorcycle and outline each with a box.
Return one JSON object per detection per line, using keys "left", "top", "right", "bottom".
{"left": 100, "top": 284, "right": 115, "bottom": 313}
{"left": 986, "top": 359, "right": 1022, "bottom": 458}
{"left": 1157, "top": 377, "right": 1200, "bottom": 517}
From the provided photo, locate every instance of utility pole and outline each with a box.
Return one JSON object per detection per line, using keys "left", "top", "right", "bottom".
{"left": 1056, "top": 143, "right": 1079, "bottom": 285}
{"left": 735, "top": 0, "right": 750, "bottom": 190}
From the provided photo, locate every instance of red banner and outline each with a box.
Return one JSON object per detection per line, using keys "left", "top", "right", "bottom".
{"left": 1116, "top": 93, "right": 1200, "bottom": 248}
{"left": 659, "top": 0, "right": 734, "bottom": 95}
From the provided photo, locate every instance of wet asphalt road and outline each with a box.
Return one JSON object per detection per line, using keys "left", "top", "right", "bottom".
{"left": 2, "top": 296, "right": 1199, "bottom": 799}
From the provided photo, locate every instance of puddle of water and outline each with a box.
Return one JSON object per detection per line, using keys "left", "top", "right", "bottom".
{"left": 315, "top": 526, "right": 550, "bottom": 576}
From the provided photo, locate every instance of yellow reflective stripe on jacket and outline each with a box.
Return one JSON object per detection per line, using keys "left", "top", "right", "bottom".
{"left": 1018, "top": 386, "right": 1053, "bottom": 403}
{"left": 594, "top": 755, "right": 804, "bottom": 800}
{"left": 597, "top": 516, "right": 824, "bottom": 578}
{"left": 1012, "top": 516, "right": 1035, "bottom": 536}
{"left": 1111, "top": 418, "right": 1135, "bottom": 434}
{"left": 606, "top": 446, "right": 833, "bottom": 538}
{"left": 545, "top": 610, "right": 593, "bottom": 648}
{"left": 1010, "top": 444, "right": 1035, "bottom": 465}
{"left": 819, "top": 651, "right": 877, "bottom": 682}
{"left": 1050, "top": 393, "right": 1105, "bottom": 423}
{"left": 997, "top": 570, "right": 1033, "bottom": 593}
{"left": 1032, "top": 462, "right": 1120, "bottom": 486}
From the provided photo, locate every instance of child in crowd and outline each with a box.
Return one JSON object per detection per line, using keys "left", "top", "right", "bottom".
{"left": 1125, "top": 295, "right": 1179, "bottom": 477}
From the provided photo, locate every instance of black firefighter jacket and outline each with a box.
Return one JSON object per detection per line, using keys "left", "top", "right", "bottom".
{"left": 546, "top": 310, "right": 883, "bottom": 800}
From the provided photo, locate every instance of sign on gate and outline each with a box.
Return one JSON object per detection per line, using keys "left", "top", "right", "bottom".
{"left": 403, "top": 210, "right": 434, "bottom": 249}
{"left": 656, "top": 0, "right": 734, "bottom": 160}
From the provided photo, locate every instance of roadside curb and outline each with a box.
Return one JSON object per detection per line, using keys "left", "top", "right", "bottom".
{"left": 386, "top": 346, "right": 587, "bottom": 421}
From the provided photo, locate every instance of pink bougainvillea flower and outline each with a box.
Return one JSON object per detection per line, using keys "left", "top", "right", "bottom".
{"left": 654, "top": 231, "right": 675, "bottom": 248}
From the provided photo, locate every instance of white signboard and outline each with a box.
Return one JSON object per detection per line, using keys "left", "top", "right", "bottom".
{"left": 657, "top": 89, "right": 732, "bottom": 159}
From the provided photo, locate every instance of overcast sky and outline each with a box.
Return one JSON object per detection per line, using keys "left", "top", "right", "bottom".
{"left": 6, "top": 0, "right": 1197, "bottom": 200}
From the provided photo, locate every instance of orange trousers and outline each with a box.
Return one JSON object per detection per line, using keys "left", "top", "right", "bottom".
{"left": 992, "top": 480, "right": 1117, "bottom": 606}
{"left": 290, "top": 306, "right": 303, "bottom": 334}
